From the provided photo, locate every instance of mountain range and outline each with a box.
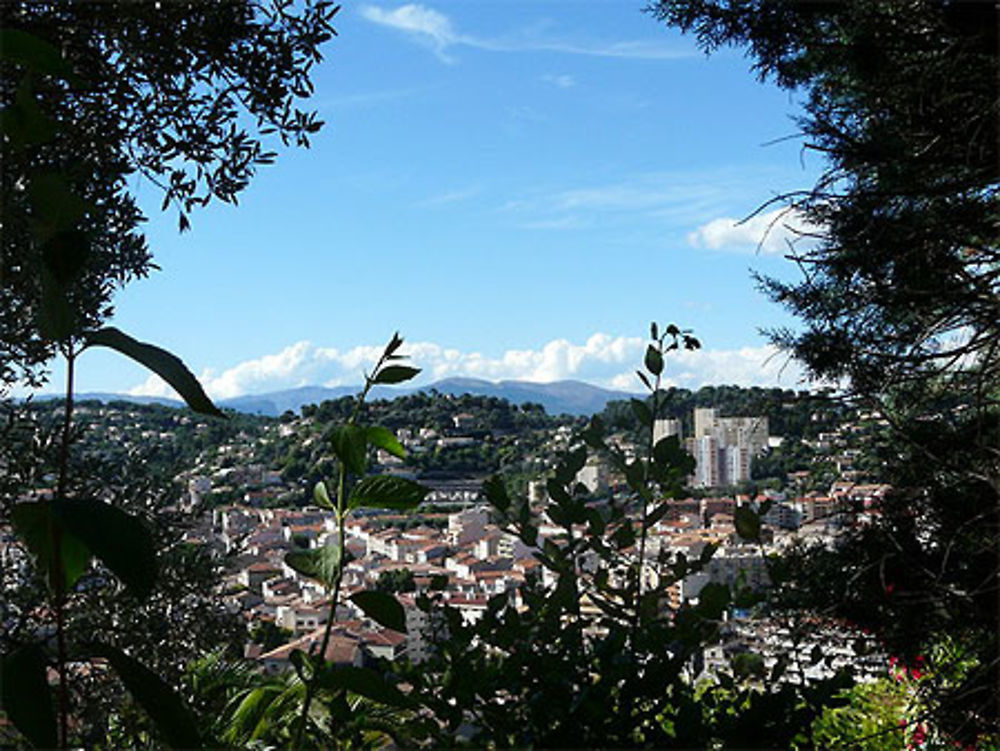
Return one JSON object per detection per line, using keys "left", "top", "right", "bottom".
{"left": 40, "top": 378, "right": 638, "bottom": 417}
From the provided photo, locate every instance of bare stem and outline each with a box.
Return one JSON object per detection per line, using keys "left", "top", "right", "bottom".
{"left": 293, "top": 348, "right": 390, "bottom": 749}
{"left": 54, "top": 343, "right": 76, "bottom": 749}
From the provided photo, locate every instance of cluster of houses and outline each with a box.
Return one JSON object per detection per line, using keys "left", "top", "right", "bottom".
{"left": 184, "top": 467, "right": 885, "bottom": 677}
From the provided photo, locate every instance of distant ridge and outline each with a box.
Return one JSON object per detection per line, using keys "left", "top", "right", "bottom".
{"left": 34, "top": 379, "right": 638, "bottom": 417}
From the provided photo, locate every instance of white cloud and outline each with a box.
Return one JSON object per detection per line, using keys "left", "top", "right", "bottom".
{"left": 360, "top": 4, "right": 457, "bottom": 61}
{"left": 359, "top": 4, "right": 694, "bottom": 63}
{"left": 501, "top": 170, "right": 755, "bottom": 232}
{"left": 128, "top": 373, "right": 174, "bottom": 399}
{"left": 687, "top": 208, "right": 823, "bottom": 255}
{"left": 416, "top": 186, "right": 480, "bottom": 207}
{"left": 541, "top": 73, "right": 575, "bottom": 88}
{"left": 126, "top": 334, "right": 809, "bottom": 401}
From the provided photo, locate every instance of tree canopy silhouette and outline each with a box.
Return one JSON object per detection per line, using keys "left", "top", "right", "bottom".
{"left": 1, "top": 0, "right": 338, "bottom": 390}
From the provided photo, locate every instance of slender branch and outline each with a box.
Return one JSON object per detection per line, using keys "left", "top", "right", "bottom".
{"left": 293, "top": 345, "right": 392, "bottom": 749}
{"left": 292, "top": 463, "right": 347, "bottom": 750}
{"left": 54, "top": 343, "right": 76, "bottom": 749}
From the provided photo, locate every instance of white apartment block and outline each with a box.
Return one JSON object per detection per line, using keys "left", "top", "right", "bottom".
{"left": 689, "top": 408, "right": 769, "bottom": 488}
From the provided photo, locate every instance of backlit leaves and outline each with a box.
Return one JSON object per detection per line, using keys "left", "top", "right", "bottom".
{"left": 348, "top": 475, "right": 428, "bottom": 511}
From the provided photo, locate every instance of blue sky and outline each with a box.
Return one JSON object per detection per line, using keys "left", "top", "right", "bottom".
{"left": 42, "top": 1, "right": 826, "bottom": 399}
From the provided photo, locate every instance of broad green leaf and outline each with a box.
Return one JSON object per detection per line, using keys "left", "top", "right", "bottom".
{"left": 482, "top": 475, "right": 510, "bottom": 512}
{"left": 553, "top": 445, "right": 587, "bottom": 484}
{"left": 697, "top": 582, "right": 731, "bottom": 620}
{"left": 330, "top": 424, "right": 367, "bottom": 475}
{"left": 0, "top": 29, "right": 78, "bottom": 80}
{"left": 0, "top": 76, "right": 56, "bottom": 146}
{"left": 85, "top": 328, "right": 224, "bottom": 418}
{"left": 630, "top": 398, "right": 652, "bottom": 427}
{"left": 315, "top": 666, "right": 413, "bottom": 708}
{"left": 653, "top": 435, "right": 688, "bottom": 469}
{"left": 624, "top": 459, "right": 646, "bottom": 491}
{"left": 30, "top": 173, "right": 90, "bottom": 232}
{"left": 366, "top": 426, "right": 406, "bottom": 459}
{"left": 37, "top": 268, "right": 74, "bottom": 342}
{"left": 285, "top": 544, "right": 341, "bottom": 589}
{"left": 348, "top": 475, "right": 428, "bottom": 511}
{"left": 372, "top": 365, "right": 420, "bottom": 385}
{"left": 1, "top": 643, "right": 56, "bottom": 750}
{"left": 699, "top": 542, "right": 718, "bottom": 565}
{"left": 11, "top": 500, "right": 90, "bottom": 592}
{"left": 734, "top": 506, "right": 761, "bottom": 541}
{"left": 313, "top": 481, "right": 333, "bottom": 509}
{"left": 732, "top": 652, "right": 766, "bottom": 679}
{"left": 581, "top": 414, "right": 606, "bottom": 449}
{"left": 54, "top": 497, "right": 157, "bottom": 599}
{"left": 92, "top": 643, "right": 202, "bottom": 750}
{"left": 644, "top": 344, "right": 664, "bottom": 376}
{"left": 351, "top": 590, "right": 406, "bottom": 633}
{"left": 41, "top": 229, "right": 90, "bottom": 284}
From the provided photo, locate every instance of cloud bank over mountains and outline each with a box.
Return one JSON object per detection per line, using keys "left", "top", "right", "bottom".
{"left": 128, "top": 333, "right": 807, "bottom": 401}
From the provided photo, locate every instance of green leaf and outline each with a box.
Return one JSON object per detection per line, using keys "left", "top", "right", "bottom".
{"left": 372, "top": 365, "right": 420, "bottom": 385}
{"left": 1, "top": 643, "right": 56, "bottom": 750}
{"left": 624, "top": 459, "right": 646, "bottom": 491}
{"left": 313, "top": 480, "right": 333, "bottom": 509}
{"left": 330, "top": 424, "right": 367, "bottom": 475}
{"left": 285, "top": 544, "right": 341, "bottom": 588}
{"left": 644, "top": 344, "right": 664, "bottom": 376}
{"left": 315, "top": 666, "right": 413, "bottom": 708}
{"left": 30, "top": 172, "right": 91, "bottom": 232}
{"left": 630, "top": 398, "right": 652, "bottom": 427}
{"left": 91, "top": 643, "right": 202, "bottom": 750}
{"left": 289, "top": 649, "right": 314, "bottom": 682}
{"left": 554, "top": 445, "right": 587, "bottom": 484}
{"left": 348, "top": 475, "right": 428, "bottom": 511}
{"left": 41, "top": 229, "right": 90, "bottom": 284}
{"left": 384, "top": 332, "right": 404, "bottom": 357}
{"left": 0, "top": 29, "right": 78, "bottom": 80}
{"left": 366, "top": 426, "right": 406, "bottom": 459}
{"left": 53, "top": 497, "right": 157, "bottom": 599}
{"left": 734, "top": 506, "right": 761, "bottom": 541}
{"left": 350, "top": 590, "right": 406, "bottom": 632}
{"left": 85, "top": 328, "right": 224, "bottom": 418}
{"left": 650, "top": 322, "right": 659, "bottom": 340}
{"left": 770, "top": 653, "right": 790, "bottom": 682}
{"left": 429, "top": 574, "right": 449, "bottom": 590}
{"left": 697, "top": 582, "right": 731, "bottom": 620}
{"left": 0, "top": 76, "right": 56, "bottom": 146}
{"left": 11, "top": 500, "right": 90, "bottom": 592}
{"left": 581, "top": 414, "right": 606, "bottom": 449}
{"left": 482, "top": 475, "right": 510, "bottom": 512}
{"left": 732, "top": 652, "right": 766, "bottom": 679}
{"left": 37, "top": 268, "right": 75, "bottom": 342}
{"left": 644, "top": 502, "right": 671, "bottom": 529}
{"left": 699, "top": 542, "right": 718, "bottom": 565}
